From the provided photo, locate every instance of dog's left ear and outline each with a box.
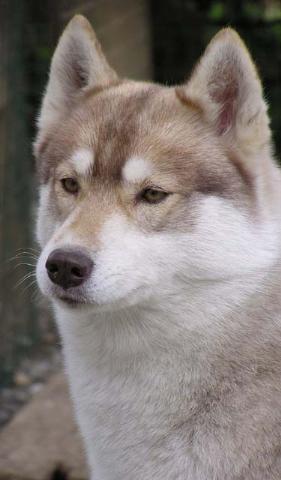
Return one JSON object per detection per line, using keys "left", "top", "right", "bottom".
{"left": 180, "top": 28, "right": 271, "bottom": 155}
{"left": 35, "top": 15, "right": 118, "bottom": 155}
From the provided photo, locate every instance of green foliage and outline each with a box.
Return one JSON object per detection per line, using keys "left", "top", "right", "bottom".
{"left": 243, "top": 2, "right": 263, "bottom": 20}
{"left": 265, "top": 1, "right": 281, "bottom": 21}
{"left": 272, "top": 23, "right": 281, "bottom": 40}
{"left": 208, "top": 2, "right": 225, "bottom": 20}
{"left": 36, "top": 46, "right": 53, "bottom": 62}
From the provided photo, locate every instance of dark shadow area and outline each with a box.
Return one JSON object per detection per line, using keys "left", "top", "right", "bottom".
{"left": 149, "top": 0, "right": 281, "bottom": 155}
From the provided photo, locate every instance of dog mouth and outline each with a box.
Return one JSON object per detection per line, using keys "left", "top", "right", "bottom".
{"left": 55, "top": 290, "right": 89, "bottom": 307}
{"left": 53, "top": 286, "right": 151, "bottom": 312}
{"left": 58, "top": 295, "right": 81, "bottom": 305}
{"left": 46, "top": 280, "right": 152, "bottom": 311}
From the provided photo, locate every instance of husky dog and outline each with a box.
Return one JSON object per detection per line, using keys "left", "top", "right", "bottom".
{"left": 35, "top": 15, "right": 281, "bottom": 480}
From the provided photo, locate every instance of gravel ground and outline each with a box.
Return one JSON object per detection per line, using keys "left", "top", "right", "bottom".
{"left": 0, "top": 337, "right": 62, "bottom": 429}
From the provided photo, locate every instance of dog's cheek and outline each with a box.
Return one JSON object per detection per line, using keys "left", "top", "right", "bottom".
{"left": 36, "top": 184, "right": 58, "bottom": 247}
{"left": 183, "top": 196, "right": 278, "bottom": 279}
{"left": 89, "top": 215, "right": 160, "bottom": 302}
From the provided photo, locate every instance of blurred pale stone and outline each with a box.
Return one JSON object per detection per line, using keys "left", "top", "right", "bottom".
{"left": 13, "top": 371, "right": 31, "bottom": 387}
{"left": 0, "top": 373, "right": 88, "bottom": 480}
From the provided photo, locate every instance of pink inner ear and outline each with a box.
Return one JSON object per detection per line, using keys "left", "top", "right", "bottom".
{"left": 217, "top": 98, "right": 234, "bottom": 135}
{"left": 209, "top": 78, "right": 239, "bottom": 135}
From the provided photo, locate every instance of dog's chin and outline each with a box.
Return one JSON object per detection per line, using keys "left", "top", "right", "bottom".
{"left": 49, "top": 292, "right": 93, "bottom": 312}
{"left": 38, "top": 281, "right": 92, "bottom": 311}
{"left": 56, "top": 295, "right": 88, "bottom": 308}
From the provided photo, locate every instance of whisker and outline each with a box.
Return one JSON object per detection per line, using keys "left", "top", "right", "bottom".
{"left": 6, "top": 252, "right": 38, "bottom": 264}
{"left": 22, "top": 279, "right": 38, "bottom": 297}
{"left": 14, "top": 272, "right": 37, "bottom": 290}
{"left": 31, "top": 287, "right": 41, "bottom": 302}
{"left": 14, "top": 249, "right": 38, "bottom": 256}
{"left": 15, "top": 247, "right": 39, "bottom": 254}
{"left": 14, "top": 262, "right": 37, "bottom": 268}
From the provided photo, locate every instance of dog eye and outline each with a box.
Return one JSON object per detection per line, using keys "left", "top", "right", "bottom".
{"left": 61, "top": 177, "right": 79, "bottom": 194}
{"left": 140, "top": 188, "right": 169, "bottom": 204}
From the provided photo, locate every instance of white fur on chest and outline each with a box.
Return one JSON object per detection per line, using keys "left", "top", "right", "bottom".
{"left": 55, "top": 300, "right": 203, "bottom": 479}
{"left": 54, "top": 276, "right": 271, "bottom": 480}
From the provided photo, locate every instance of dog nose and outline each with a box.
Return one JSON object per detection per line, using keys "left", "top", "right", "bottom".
{"left": 46, "top": 249, "right": 93, "bottom": 290}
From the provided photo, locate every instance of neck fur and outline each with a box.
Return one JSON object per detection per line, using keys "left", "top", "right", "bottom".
{"left": 54, "top": 268, "right": 275, "bottom": 368}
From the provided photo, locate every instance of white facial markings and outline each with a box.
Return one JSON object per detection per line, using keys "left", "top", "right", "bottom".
{"left": 122, "top": 156, "right": 153, "bottom": 184}
{"left": 71, "top": 148, "right": 94, "bottom": 176}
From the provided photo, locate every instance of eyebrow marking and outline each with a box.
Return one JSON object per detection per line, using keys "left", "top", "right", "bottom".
{"left": 70, "top": 148, "right": 94, "bottom": 176}
{"left": 122, "top": 156, "right": 153, "bottom": 183}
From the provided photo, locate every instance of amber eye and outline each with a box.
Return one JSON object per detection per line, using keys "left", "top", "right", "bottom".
{"left": 140, "top": 188, "right": 169, "bottom": 204}
{"left": 60, "top": 177, "right": 79, "bottom": 194}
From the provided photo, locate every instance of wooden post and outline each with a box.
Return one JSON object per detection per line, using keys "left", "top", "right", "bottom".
{"left": 0, "top": 0, "right": 37, "bottom": 384}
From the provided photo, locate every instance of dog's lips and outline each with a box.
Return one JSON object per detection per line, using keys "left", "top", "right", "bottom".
{"left": 52, "top": 288, "right": 89, "bottom": 307}
{"left": 58, "top": 295, "right": 82, "bottom": 305}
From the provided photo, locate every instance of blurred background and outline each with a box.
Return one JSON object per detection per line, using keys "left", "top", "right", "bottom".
{"left": 0, "top": 0, "right": 281, "bottom": 427}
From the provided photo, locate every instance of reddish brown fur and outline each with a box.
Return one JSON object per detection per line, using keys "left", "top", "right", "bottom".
{"left": 37, "top": 83, "right": 252, "bottom": 190}
{"left": 35, "top": 80, "right": 258, "bottom": 238}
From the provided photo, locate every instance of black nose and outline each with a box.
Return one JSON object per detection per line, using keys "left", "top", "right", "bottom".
{"left": 46, "top": 249, "right": 93, "bottom": 290}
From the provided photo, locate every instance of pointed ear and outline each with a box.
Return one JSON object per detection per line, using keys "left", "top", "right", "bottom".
{"left": 179, "top": 29, "right": 271, "bottom": 154}
{"left": 36, "top": 15, "right": 118, "bottom": 139}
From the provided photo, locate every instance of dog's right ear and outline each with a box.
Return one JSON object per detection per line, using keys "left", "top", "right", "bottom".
{"left": 178, "top": 28, "right": 270, "bottom": 157}
{"left": 35, "top": 15, "right": 118, "bottom": 153}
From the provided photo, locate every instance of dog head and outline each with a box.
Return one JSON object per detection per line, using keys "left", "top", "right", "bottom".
{"left": 35, "top": 16, "right": 278, "bottom": 310}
